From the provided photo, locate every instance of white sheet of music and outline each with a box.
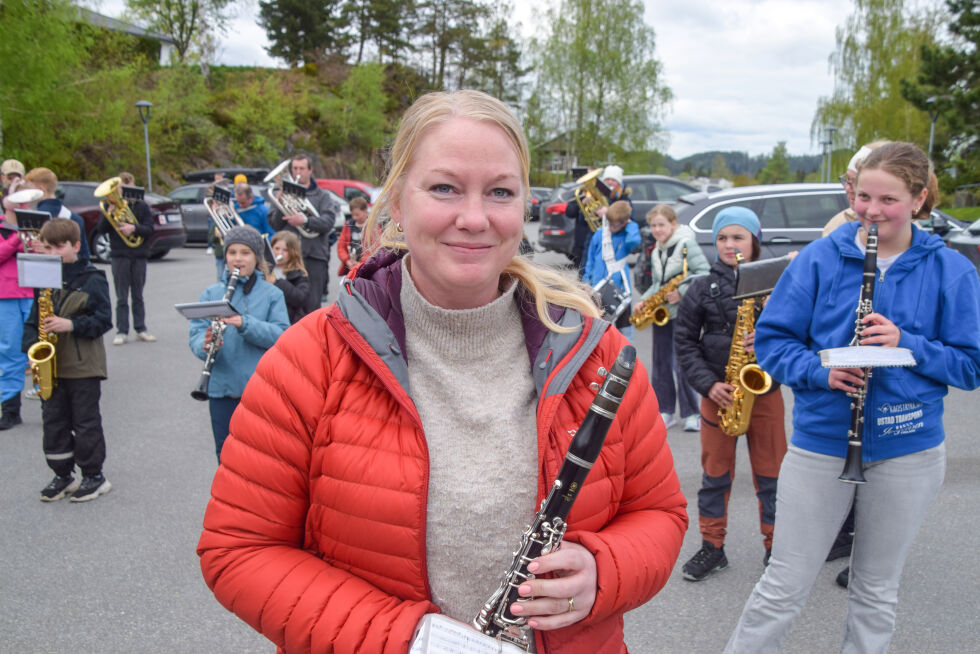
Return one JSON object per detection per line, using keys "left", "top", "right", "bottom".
{"left": 409, "top": 614, "right": 526, "bottom": 654}
{"left": 16, "top": 253, "right": 62, "bottom": 289}
{"left": 819, "top": 346, "right": 916, "bottom": 368}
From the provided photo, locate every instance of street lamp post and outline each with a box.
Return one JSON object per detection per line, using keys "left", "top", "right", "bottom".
{"left": 820, "top": 125, "right": 838, "bottom": 183}
{"left": 135, "top": 100, "right": 153, "bottom": 192}
{"left": 925, "top": 96, "right": 940, "bottom": 160}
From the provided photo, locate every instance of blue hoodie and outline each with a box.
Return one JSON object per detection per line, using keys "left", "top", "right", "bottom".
{"left": 234, "top": 194, "right": 273, "bottom": 237}
{"left": 755, "top": 220, "right": 980, "bottom": 462}
{"left": 189, "top": 270, "right": 289, "bottom": 398}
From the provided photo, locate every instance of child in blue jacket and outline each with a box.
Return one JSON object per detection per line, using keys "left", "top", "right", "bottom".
{"left": 189, "top": 226, "right": 289, "bottom": 459}
{"left": 583, "top": 200, "right": 640, "bottom": 341}
{"left": 725, "top": 142, "right": 980, "bottom": 653}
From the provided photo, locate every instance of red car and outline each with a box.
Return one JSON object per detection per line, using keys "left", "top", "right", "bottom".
{"left": 316, "top": 179, "right": 379, "bottom": 205}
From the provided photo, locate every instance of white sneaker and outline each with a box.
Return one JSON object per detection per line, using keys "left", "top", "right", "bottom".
{"left": 135, "top": 331, "right": 157, "bottom": 342}
{"left": 24, "top": 387, "right": 40, "bottom": 401}
{"left": 660, "top": 412, "right": 677, "bottom": 429}
{"left": 112, "top": 334, "right": 127, "bottom": 346}
{"left": 684, "top": 415, "right": 701, "bottom": 432}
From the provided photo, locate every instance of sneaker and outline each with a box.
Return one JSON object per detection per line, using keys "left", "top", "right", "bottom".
{"left": 764, "top": 548, "right": 772, "bottom": 566}
{"left": 826, "top": 531, "right": 853, "bottom": 562}
{"left": 69, "top": 475, "right": 112, "bottom": 502}
{"left": 24, "top": 387, "right": 40, "bottom": 400}
{"left": 112, "top": 333, "right": 127, "bottom": 346}
{"left": 135, "top": 331, "right": 157, "bottom": 342}
{"left": 683, "top": 415, "right": 701, "bottom": 432}
{"left": 660, "top": 412, "right": 677, "bottom": 429}
{"left": 836, "top": 566, "right": 849, "bottom": 588}
{"left": 206, "top": 246, "right": 214, "bottom": 255}
{"left": 40, "top": 474, "right": 80, "bottom": 502}
{"left": 682, "top": 541, "right": 728, "bottom": 581}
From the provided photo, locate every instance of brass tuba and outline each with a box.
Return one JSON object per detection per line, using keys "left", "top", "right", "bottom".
{"left": 204, "top": 185, "right": 244, "bottom": 239}
{"left": 573, "top": 169, "right": 609, "bottom": 232}
{"left": 718, "top": 253, "right": 773, "bottom": 437}
{"left": 94, "top": 177, "right": 144, "bottom": 248}
{"left": 27, "top": 288, "right": 57, "bottom": 401}
{"left": 263, "top": 159, "right": 320, "bottom": 239}
{"left": 630, "top": 247, "right": 688, "bottom": 329}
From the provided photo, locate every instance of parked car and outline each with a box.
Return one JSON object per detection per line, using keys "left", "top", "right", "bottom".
{"left": 948, "top": 218, "right": 980, "bottom": 274}
{"left": 528, "top": 186, "right": 552, "bottom": 221}
{"left": 57, "top": 181, "right": 185, "bottom": 262}
{"left": 317, "top": 179, "right": 379, "bottom": 205}
{"left": 537, "top": 175, "right": 698, "bottom": 258}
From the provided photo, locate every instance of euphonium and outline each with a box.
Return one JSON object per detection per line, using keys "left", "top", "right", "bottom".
{"left": 630, "top": 247, "right": 688, "bottom": 329}
{"left": 204, "top": 185, "right": 244, "bottom": 240}
{"left": 718, "top": 253, "right": 772, "bottom": 437}
{"left": 573, "top": 168, "right": 609, "bottom": 232}
{"left": 263, "top": 159, "right": 320, "bottom": 239}
{"left": 94, "top": 177, "right": 144, "bottom": 248}
{"left": 27, "top": 288, "right": 57, "bottom": 401}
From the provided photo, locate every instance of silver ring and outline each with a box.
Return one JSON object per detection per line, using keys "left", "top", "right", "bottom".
{"left": 567, "top": 597, "right": 575, "bottom": 613}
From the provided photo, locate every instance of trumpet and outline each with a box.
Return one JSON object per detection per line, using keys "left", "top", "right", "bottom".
{"left": 94, "top": 177, "right": 144, "bottom": 248}
{"left": 263, "top": 159, "right": 320, "bottom": 239}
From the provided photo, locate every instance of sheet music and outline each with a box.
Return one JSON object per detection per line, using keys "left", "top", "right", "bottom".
{"left": 409, "top": 615, "right": 525, "bottom": 654}
{"left": 819, "top": 346, "right": 916, "bottom": 368}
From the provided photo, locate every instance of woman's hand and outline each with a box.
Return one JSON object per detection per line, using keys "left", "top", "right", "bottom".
{"left": 665, "top": 290, "right": 681, "bottom": 304}
{"left": 508, "top": 541, "right": 597, "bottom": 630}
{"left": 222, "top": 314, "right": 243, "bottom": 329}
{"left": 708, "top": 381, "right": 735, "bottom": 408}
{"left": 859, "top": 312, "right": 901, "bottom": 347}
{"left": 828, "top": 367, "right": 864, "bottom": 393}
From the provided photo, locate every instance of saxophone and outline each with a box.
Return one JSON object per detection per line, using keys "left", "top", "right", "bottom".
{"left": 474, "top": 346, "right": 636, "bottom": 650}
{"left": 718, "top": 253, "right": 772, "bottom": 437}
{"left": 630, "top": 247, "right": 688, "bottom": 329}
{"left": 27, "top": 289, "right": 57, "bottom": 401}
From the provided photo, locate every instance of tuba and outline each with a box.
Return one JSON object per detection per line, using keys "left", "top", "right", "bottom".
{"left": 94, "top": 177, "right": 144, "bottom": 248}
{"left": 263, "top": 159, "right": 320, "bottom": 239}
{"left": 573, "top": 169, "right": 609, "bottom": 232}
{"left": 204, "top": 185, "right": 244, "bottom": 239}
{"left": 630, "top": 247, "right": 688, "bottom": 329}
{"left": 27, "top": 288, "right": 57, "bottom": 401}
{"left": 718, "top": 252, "right": 773, "bottom": 437}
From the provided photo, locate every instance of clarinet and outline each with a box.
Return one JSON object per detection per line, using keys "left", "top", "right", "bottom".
{"left": 839, "top": 223, "right": 878, "bottom": 484}
{"left": 191, "top": 267, "right": 240, "bottom": 401}
{"left": 473, "top": 345, "right": 636, "bottom": 650}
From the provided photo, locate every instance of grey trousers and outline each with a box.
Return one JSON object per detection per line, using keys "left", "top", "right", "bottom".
{"left": 724, "top": 443, "right": 945, "bottom": 654}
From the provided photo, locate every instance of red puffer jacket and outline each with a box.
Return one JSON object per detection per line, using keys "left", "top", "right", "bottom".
{"left": 198, "top": 251, "right": 687, "bottom": 654}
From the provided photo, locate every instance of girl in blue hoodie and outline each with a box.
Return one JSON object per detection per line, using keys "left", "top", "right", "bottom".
{"left": 190, "top": 225, "right": 289, "bottom": 459}
{"left": 725, "top": 142, "right": 980, "bottom": 653}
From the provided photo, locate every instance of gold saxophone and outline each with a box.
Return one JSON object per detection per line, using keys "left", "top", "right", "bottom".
{"left": 27, "top": 288, "right": 57, "bottom": 401}
{"left": 573, "top": 168, "right": 609, "bottom": 232}
{"left": 718, "top": 253, "right": 772, "bottom": 437}
{"left": 630, "top": 247, "right": 688, "bottom": 329}
{"left": 94, "top": 177, "right": 144, "bottom": 248}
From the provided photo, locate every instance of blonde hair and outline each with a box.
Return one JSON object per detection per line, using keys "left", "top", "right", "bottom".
{"left": 646, "top": 203, "right": 677, "bottom": 224}
{"left": 119, "top": 172, "right": 135, "bottom": 186}
{"left": 270, "top": 230, "right": 307, "bottom": 275}
{"left": 365, "top": 90, "right": 599, "bottom": 329}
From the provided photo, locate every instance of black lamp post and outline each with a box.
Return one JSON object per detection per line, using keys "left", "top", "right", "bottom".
{"left": 135, "top": 100, "right": 153, "bottom": 192}
{"left": 925, "top": 96, "right": 939, "bottom": 160}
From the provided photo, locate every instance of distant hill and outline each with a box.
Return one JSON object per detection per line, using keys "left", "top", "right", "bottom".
{"left": 663, "top": 151, "right": 824, "bottom": 177}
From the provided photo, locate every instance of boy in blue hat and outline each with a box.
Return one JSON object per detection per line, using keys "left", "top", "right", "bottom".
{"left": 673, "top": 206, "right": 787, "bottom": 581}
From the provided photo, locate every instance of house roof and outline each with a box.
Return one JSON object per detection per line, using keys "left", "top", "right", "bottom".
{"left": 76, "top": 7, "right": 177, "bottom": 45}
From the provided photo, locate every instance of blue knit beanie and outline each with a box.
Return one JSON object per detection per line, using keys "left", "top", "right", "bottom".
{"left": 712, "top": 206, "right": 761, "bottom": 244}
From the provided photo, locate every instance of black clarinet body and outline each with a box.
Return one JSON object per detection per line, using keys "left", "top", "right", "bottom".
{"left": 191, "top": 267, "right": 240, "bottom": 401}
{"left": 473, "top": 345, "right": 636, "bottom": 650}
{"left": 839, "top": 223, "right": 878, "bottom": 484}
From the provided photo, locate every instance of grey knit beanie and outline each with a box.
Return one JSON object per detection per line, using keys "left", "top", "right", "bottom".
{"left": 223, "top": 225, "right": 263, "bottom": 258}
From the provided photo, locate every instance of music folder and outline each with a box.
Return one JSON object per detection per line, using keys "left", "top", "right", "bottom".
{"left": 282, "top": 179, "right": 308, "bottom": 197}
{"left": 820, "top": 346, "right": 916, "bottom": 369}
{"left": 13, "top": 209, "right": 52, "bottom": 233}
{"left": 733, "top": 254, "right": 794, "bottom": 300}
{"left": 212, "top": 185, "right": 232, "bottom": 205}
{"left": 174, "top": 300, "right": 240, "bottom": 321}
{"left": 409, "top": 614, "right": 525, "bottom": 654}
{"left": 121, "top": 185, "right": 146, "bottom": 202}
{"left": 17, "top": 253, "right": 62, "bottom": 289}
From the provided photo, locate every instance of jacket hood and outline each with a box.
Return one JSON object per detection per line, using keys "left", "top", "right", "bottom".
{"left": 660, "top": 224, "right": 697, "bottom": 250}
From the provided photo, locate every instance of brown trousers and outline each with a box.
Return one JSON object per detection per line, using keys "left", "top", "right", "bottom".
{"left": 698, "top": 390, "right": 787, "bottom": 549}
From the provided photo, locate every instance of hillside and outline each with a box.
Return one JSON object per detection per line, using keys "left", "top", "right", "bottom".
{"left": 663, "top": 151, "right": 824, "bottom": 177}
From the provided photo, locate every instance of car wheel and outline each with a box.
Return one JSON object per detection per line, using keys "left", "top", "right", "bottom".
{"left": 148, "top": 249, "right": 169, "bottom": 260}
{"left": 92, "top": 232, "right": 111, "bottom": 262}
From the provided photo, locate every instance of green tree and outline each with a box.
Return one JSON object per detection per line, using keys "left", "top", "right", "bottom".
{"left": 127, "top": 0, "right": 237, "bottom": 64}
{"left": 415, "top": 0, "right": 487, "bottom": 89}
{"left": 258, "top": 0, "right": 347, "bottom": 66}
{"left": 344, "top": 0, "right": 413, "bottom": 65}
{"left": 758, "top": 142, "right": 791, "bottom": 185}
{"left": 710, "top": 154, "right": 733, "bottom": 180}
{"left": 532, "top": 0, "right": 671, "bottom": 168}
{"left": 902, "top": 0, "right": 980, "bottom": 185}
{"left": 812, "top": 0, "right": 941, "bottom": 176}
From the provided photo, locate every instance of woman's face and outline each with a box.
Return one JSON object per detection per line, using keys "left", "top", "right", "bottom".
{"left": 715, "top": 225, "right": 754, "bottom": 267}
{"left": 271, "top": 240, "right": 289, "bottom": 263}
{"left": 225, "top": 243, "right": 257, "bottom": 278}
{"left": 853, "top": 168, "right": 926, "bottom": 248}
{"left": 391, "top": 118, "right": 525, "bottom": 310}
{"left": 648, "top": 214, "right": 675, "bottom": 244}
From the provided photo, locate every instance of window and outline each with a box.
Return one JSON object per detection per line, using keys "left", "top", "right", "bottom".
{"left": 628, "top": 180, "right": 656, "bottom": 202}
{"left": 758, "top": 198, "right": 787, "bottom": 229}
{"left": 169, "top": 187, "right": 202, "bottom": 205}
{"left": 693, "top": 200, "right": 756, "bottom": 232}
{"left": 59, "top": 185, "right": 96, "bottom": 207}
{"left": 654, "top": 182, "right": 692, "bottom": 203}
{"left": 780, "top": 194, "right": 843, "bottom": 229}
{"left": 345, "top": 187, "right": 371, "bottom": 203}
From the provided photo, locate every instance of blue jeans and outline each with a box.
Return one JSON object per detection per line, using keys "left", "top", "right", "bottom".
{"left": 208, "top": 396, "right": 240, "bottom": 461}
{"left": 724, "top": 443, "right": 946, "bottom": 654}
{"left": 0, "top": 298, "right": 33, "bottom": 402}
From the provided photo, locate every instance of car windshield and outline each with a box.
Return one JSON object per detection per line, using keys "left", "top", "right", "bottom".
{"left": 59, "top": 185, "right": 97, "bottom": 206}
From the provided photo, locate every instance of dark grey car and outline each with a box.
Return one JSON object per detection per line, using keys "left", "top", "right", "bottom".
{"left": 948, "top": 218, "right": 980, "bottom": 274}
{"left": 168, "top": 183, "right": 212, "bottom": 243}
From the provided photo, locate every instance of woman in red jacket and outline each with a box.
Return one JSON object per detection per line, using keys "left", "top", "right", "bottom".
{"left": 197, "top": 90, "right": 688, "bottom": 654}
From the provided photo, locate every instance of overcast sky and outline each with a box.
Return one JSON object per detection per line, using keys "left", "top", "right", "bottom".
{"left": 89, "top": 0, "right": 855, "bottom": 159}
